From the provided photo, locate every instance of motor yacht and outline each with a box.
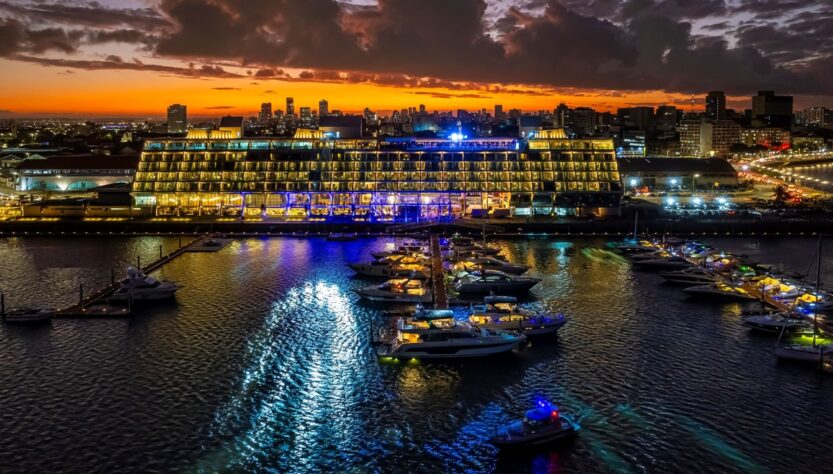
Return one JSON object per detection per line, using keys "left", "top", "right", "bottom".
{"left": 659, "top": 267, "right": 720, "bottom": 285}
{"left": 454, "top": 257, "right": 529, "bottom": 275}
{"left": 743, "top": 313, "right": 813, "bottom": 334}
{"left": 370, "top": 244, "right": 427, "bottom": 259}
{"left": 468, "top": 296, "right": 566, "bottom": 337}
{"left": 109, "top": 267, "right": 179, "bottom": 302}
{"left": 776, "top": 344, "right": 833, "bottom": 363}
{"left": 453, "top": 270, "right": 540, "bottom": 295}
{"left": 453, "top": 243, "right": 501, "bottom": 256}
{"left": 374, "top": 309, "right": 525, "bottom": 359}
{"left": 355, "top": 278, "right": 433, "bottom": 303}
{"left": 2, "top": 307, "right": 53, "bottom": 323}
{"left": 612, "top": 239, "right": 658, "bottom": 254}
{"left": 683, "top": 283, "right": 758, "bottom": 302}
{"left": 347, "top": 256, "right": 430, "bottom": 279}
{"left": 632, "top": 256, "right": 693, "bottom": 270}
{"left": 490, "top": 398, "right": 579, "bottom": 451}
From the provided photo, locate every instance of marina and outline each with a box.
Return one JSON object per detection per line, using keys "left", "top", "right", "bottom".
{"left": 1, "top": 234, "right": 833, "bottom": 472}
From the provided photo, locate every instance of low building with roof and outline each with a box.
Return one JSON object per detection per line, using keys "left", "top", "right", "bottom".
{"left": 14, "top": 155, "right": 138, "bottom": 192}
{"left": 617, "top": 157, "right": 739, "bottom": 192}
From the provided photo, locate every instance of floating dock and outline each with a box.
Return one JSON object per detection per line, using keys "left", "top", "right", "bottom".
{"left": 53, "top": 235, "right": 207, "bottom": 318}
{"left": 429, "top": 234, "right": 448, "bottom": 309}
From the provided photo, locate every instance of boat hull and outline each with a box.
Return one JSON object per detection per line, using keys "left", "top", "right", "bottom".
{"left": 455, "top": 281, "right": 539, "bottom": 295}
{"left": 490, "top": 421, "right": 578, "bottom": 451}
{"left": 377, "top": 339, "right": 521, "bottom": 359}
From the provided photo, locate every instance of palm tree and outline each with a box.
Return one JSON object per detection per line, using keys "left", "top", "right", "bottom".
{"left": 772, "top": 184, "right": 792, "bottom": 206}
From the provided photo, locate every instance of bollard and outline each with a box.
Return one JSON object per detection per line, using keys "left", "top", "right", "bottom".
{"left": 137, "top": 255, "right": 141, "bottom": 269}
{"left": 159, "top": 245, "right": 163, "bottom": 259}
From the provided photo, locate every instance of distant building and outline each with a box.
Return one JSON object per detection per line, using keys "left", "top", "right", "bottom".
{"left": 655, "top": 106, "right": 678, "bottom": 131}
{"left": 319, "top": 100, "right": 329, "bottom": 117}
{"left": 15, "top": 155, "right": 137, "bottom": 192}
{"left": 705, "top": 91, "right": 726, "bottom": 121}
{"left": 617, "top": 157, "right": 739, "bottom": 191}
{"left": 419, "top": 104, "right": 426, "bottom": 114}
{"left": 740, "top": 127, "right": 790, "bottom": 149}
{"left": 259, "top": 103, "right": 272, "bottom": 124}
{"left": 797, "top": 107, "right": 832, "bottom": 128}
{"left": 299, "top": 107, "right": 313, "bottom": 127}
{"left": 752, "top": 90, "right": 793, "bottom": 130}
{"left": 572, "top": 107, "right": 597, "bottom": 136}
{"left": 495, "top": 104, "right": 505, "bottom": 120}
{"left": 285, "top": 97, "right": 295, "bottom": 116}
{"left": 167, "top": 104, "right": 187, "bottom": 134}
{"left": 679, "top": 118, "right": 740, "bottom": 157}
{"left": 616, "top": 130, "right": 646, "bottom": 157}
{"left": 319, "top": 115, "right": 364, "bottom": 139}
{"left": 219, "top": 116, "right": 244, "bottom": 138}
{"left": 518, "top": 116, "right": 542, "bottom": 138}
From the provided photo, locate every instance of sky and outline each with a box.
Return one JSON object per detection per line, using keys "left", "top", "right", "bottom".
{"left": 0, "top": 0, "right": 832, "bottom": 119}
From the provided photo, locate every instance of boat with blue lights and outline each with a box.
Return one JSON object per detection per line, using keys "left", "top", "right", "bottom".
{"left": 468, "top": 296, "right": 566, "bottom": 337}
{"left": 374, "top": 309, "right": 525, "bottom": 359}
{"left": 490, "top": 399, "right": 579, "bottom": 451}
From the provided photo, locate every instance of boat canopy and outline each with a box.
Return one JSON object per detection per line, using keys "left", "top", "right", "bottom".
{"left": 414, "top": 309, "right": 454, "bottom": 320}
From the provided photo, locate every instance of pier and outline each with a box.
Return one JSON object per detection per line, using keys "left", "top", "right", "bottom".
{"left": 429, "top": 234, "right": 448, "bottom": 309}
{"left": 53, "top": 234, "right": 206, "bottom": 317}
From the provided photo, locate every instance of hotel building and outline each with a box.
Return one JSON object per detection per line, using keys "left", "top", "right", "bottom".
{"left": 132, "top": 129, "right": 622, "bottom": 220}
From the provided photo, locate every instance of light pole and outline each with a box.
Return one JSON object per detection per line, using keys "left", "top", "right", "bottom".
{"left": 691, "top": 173, "right": 700, "bottom": 193}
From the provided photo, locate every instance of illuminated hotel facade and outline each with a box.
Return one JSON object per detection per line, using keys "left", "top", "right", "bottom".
{"left": 132, "top": 129, "right": 622, "bottom": 220}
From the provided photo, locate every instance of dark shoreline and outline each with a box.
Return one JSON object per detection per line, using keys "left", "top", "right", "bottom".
{"left": 1, "top": 216, "right": 831, "bottom": 237}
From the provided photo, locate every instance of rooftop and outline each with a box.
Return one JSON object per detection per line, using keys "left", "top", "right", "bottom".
{"left": 16, "top": 155, "right": 139, "bottom": 171}
{"left": 616, "top": 157, "right": 737, "bottom": 174}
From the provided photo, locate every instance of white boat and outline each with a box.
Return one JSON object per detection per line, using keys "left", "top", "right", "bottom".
{"left": 468, "top": 296, "right": 566, "bottom": 337}
{"left": 374, "top": 310, "right": 525, "bottom": 359}
{"left": 2, "top": 307, "right": 53, "bottom": 323}
{"left": 370, "top": 243, "right": 426, "bottom": 259}
{"left": 743, "top": 313, "right": 812, "bottom": 334}
{"left": 355, "top": 278, "right": 433, "bottom": 303}
{"left": 454, "top": 270, "right": 541, "bottom": 295}
{"left": 347, "top": 259, "right": 429, "bottom": 279}
{"left": 683, "top": 283, "right": 758, "bottom": 302}
{"left": 776, "top": 344, "right": 833, "bottom": 363}
{"left": 454, "top": 257, "right": 529, "bottom": 275}
{"left": 109, "top": 267, "right": 179, "bottom": 302}
{"left": 659, "top": 267, "right": 720, "bottom": 285}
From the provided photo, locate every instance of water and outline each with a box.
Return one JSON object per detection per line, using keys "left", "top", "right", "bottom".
{"left": 1, "top": 236, "right": 832, "bottom": 473}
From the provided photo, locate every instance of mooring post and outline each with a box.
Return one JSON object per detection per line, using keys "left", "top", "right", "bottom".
{"left": 159, "top": 244, "right": 163, "bottom": 260}
{"left": 137, "top": 255, "right": 141, "bottom": 270}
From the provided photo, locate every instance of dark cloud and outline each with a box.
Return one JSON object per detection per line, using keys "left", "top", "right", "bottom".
{"left": 10, "top": 54, "right": 244, "bottom": 79}
{"left": 211, "top": 87, "right": 241, "bottom": 91}
{"left": 1, "top": 0, "right": 832, "bottom": 98}
{"left": 0, "top": 1, "right": 170, "bottom": 30}
{"left": 206, "top": 105, "right": 235, "bottom": 109}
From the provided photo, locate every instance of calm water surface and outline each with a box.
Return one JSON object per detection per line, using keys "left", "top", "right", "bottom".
{"left": 0, "top": 235, "right": 831, "bottom": 473}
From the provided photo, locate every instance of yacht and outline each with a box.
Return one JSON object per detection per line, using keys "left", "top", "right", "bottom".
{"left": 683, "top": 283, "right": 758, "bottom": 302}
{"left": 659, "top": 267, "right": 720, "bottom": 285}
{"left": 2, "top": 307, "right": 53, "bottom": 323}
{"left": 776, "top": 344, "right": 833, "bottom": 363}
{"left": 453, "top": 243, "right": 501, "bottom": 256}
{"left": 453, "top": 270, "right": 541, "bottom": 295}
{"left": 454, "top": 257, "right": 529, "bottom": 275}
{"left": 743, "top": 313, "right": 813, "bottom": 334}
{"left": 490, "top": 398, "right": 579, "bottom": 451}
{"left": 612, "top": 239, "right": 658, "bottom": 254}
{"left": 355, "top": 278, "right": 433, "bottom": 303}
{"left": 468, "top": 296, "right": 566, "bottom": 337}
{"left": 370, "top": 243, "right": 427, "bottom": 259}
{"left": 374, "top": 310, "right": 525, "bottom": 359}
{"left": 347, "top": 257, "right": 430, "bottom": 279}
{"left": 632, "top": 256, "right": 693, "bottom": 270}
{"left": 109, "top": 267, "right": 179, "bottom": 302}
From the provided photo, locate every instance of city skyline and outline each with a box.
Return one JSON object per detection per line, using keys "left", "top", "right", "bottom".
{"left": 1, "top": 0, "right": 833, "bottom": 117}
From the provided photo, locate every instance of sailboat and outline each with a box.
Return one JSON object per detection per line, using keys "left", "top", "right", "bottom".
{"left": 776, "top": 237, "right": 832, "bottom": 364}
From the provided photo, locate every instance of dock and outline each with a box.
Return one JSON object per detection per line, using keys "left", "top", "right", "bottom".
{"left": 429, "top": 234, "right": 448, "bottom": 309}
{"left": 54, "top": 234, "right": 207, "bottom": 317}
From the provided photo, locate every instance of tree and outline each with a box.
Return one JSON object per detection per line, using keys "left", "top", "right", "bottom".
{"left": 772, "top": 184, "right": 792, "bottom": 206}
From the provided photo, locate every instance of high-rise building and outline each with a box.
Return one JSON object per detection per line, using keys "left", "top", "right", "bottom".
{"left": 319, "top": 100, "right": 329, "bottom": 117}
{"left": 259, "top": 103, "right": 272, "bottom": 124}
{"left": 286, "top": 97, "right": 295, "bottom": 116}
{"left": 299, "top": 107, "right": 312, "bottom": 126}
{"left": 166, "top": 104, "right": 187, "bottom": 134}
{"left": 554, "top": 103, "right": 572, "bottom": 128}
{"left": 572, "top": 107, "right": 597, "bottom": 136}
{"left": 679, "top": 118, "right": 740, "bottom": 157}
{"left": 705, "top": 91, "right": 726, "bottom": 121}
{"left": 495, "top": 104, "right": 505, "bottom": 120}
{"left": 655, "top": 105, "right": 678, "bottom": 131}
{"left": 630, "top": 107, "right": 655, "bottom": 131}
{"left": 752, "top": 91, "right": 792, "bottom": 130}
{"left": 797, "top": 107, "right": 832, "bottom": 128}
{"left": 418, "top": 104, "right": 426, "bottom": 114}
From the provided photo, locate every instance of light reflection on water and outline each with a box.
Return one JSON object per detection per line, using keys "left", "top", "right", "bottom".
{"left": 0, "top": 236, "right": 832, "bottom": 473}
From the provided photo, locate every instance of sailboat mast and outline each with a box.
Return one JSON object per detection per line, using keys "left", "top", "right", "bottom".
{"left": 813, "top": 236, "right": 822, "bottom": 347}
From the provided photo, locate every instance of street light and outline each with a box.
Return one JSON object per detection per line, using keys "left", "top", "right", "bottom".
{"left": 691, "top": 173, "right": 700, "bottom": 192}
